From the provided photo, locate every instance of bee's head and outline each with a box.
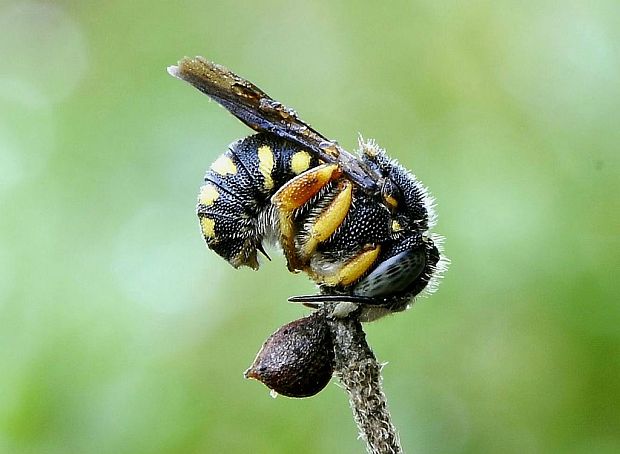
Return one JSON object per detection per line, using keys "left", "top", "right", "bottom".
{"left": 359, "top": 138, "right": 435, "bottom": 233}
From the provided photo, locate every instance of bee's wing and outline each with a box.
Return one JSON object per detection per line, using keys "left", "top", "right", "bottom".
{"left": 168, "top": 57, "right": 377, "bottom": 192}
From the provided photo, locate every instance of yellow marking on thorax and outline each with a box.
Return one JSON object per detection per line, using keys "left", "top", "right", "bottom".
{"left": 291, "top": 150, "right": 311, "bottom": 174}
{"left": 211, "top": 155, "right": 237, "bottom": 176}
{"left": 200, "top": 217, "right": 216, "bottom": 238}
{"left": 258, "top": 145, "right": 274, "bottom": 190}
{"left": 391, "top": 220, "right": 402, "bottom": 232}
{"left": 384, "top": 194, "right": 398, "bottom": 209}
{"left": 198, "top": 184, "right": 219, "bottom": 206}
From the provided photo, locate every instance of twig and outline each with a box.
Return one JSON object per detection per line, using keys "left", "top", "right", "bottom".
{"left": 324, "top": 304, "right": 403, "bottom": 454}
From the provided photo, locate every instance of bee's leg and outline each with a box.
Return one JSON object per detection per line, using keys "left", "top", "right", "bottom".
{"left": 291, "top": 243, "right": 422, "bottom": 307}
{"left": 272, "top": 164, "right": 345, "bottom": 271}
{"left": 298, "top": 179, "right": 352, "bottom": 260}
{"left": 292, "top": 246, "right": 426, "bottom": 317}
{"left": 309, "top": 244, "right": 381, "bottom": 287}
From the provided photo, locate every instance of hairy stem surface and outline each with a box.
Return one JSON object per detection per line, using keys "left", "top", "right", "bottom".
{"left": 324, "top": 304, "right": 403, "bottom": 454}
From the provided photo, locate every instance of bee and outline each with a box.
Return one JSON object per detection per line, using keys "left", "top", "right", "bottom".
{"left": 168, "top": 57, "right": 447, "bottom": 321}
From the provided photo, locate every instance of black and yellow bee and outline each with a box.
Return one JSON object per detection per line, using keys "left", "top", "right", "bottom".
{"left": 168, "top": 57, "right": 447, "bottom": 321}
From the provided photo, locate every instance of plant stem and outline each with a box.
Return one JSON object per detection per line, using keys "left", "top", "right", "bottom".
{"left": 324, "top": 304, "right": 403, "bottom": 454}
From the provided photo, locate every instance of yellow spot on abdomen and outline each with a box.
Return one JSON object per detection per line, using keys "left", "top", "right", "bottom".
{"left": 291, "top": 150, "right": 311, "bottom": 174}
{"left": 211, "top": 155, "right": 237, "bottom": 176}
{"left": 391, "top": 220, "right": 402, "bottom": 232}
{"left": 258, "top": 145, "right": 274, "bottom": 190}
{"left": 198, "top": 184, "right": 219, "bottom": 206}
{"left": 200, "top": 217, "right": 216, "bottom": 238}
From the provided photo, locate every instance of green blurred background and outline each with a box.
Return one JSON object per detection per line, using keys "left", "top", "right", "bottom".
{"left": 1, "top": 0, "right": 618, "bottom": 453}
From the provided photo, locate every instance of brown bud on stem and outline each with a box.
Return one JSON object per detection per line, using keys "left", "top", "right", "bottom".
{"left": 245, "top": 311, "right": 334, "bottom": 398}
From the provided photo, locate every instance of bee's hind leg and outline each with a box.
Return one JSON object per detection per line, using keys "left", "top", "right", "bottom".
{"left": 272, "top": 164, "right": 351, "bottom": 271}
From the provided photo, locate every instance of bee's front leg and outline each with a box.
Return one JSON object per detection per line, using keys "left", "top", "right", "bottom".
{"left": 309, "top": 244, "right": 381, "bottom": 287}
{"left": 289, "top": 237, "right": 430, "bottom": 321}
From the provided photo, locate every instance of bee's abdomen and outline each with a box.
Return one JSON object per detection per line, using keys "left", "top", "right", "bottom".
{"left": 197, "top": 133, "right": 318, "bottom": 269}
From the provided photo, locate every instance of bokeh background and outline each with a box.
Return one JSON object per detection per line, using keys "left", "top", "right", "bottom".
{"left": 1, "top": 1, "right": 618, "bottom": 453}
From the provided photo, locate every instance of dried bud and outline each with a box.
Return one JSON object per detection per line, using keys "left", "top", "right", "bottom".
{"left": 245, "top": 311, "right": 334, "bottom": 398}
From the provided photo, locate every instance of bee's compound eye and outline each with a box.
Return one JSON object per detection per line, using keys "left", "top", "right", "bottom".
{"left": 353, "top": 247, "right": 426, "bottom": 298}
